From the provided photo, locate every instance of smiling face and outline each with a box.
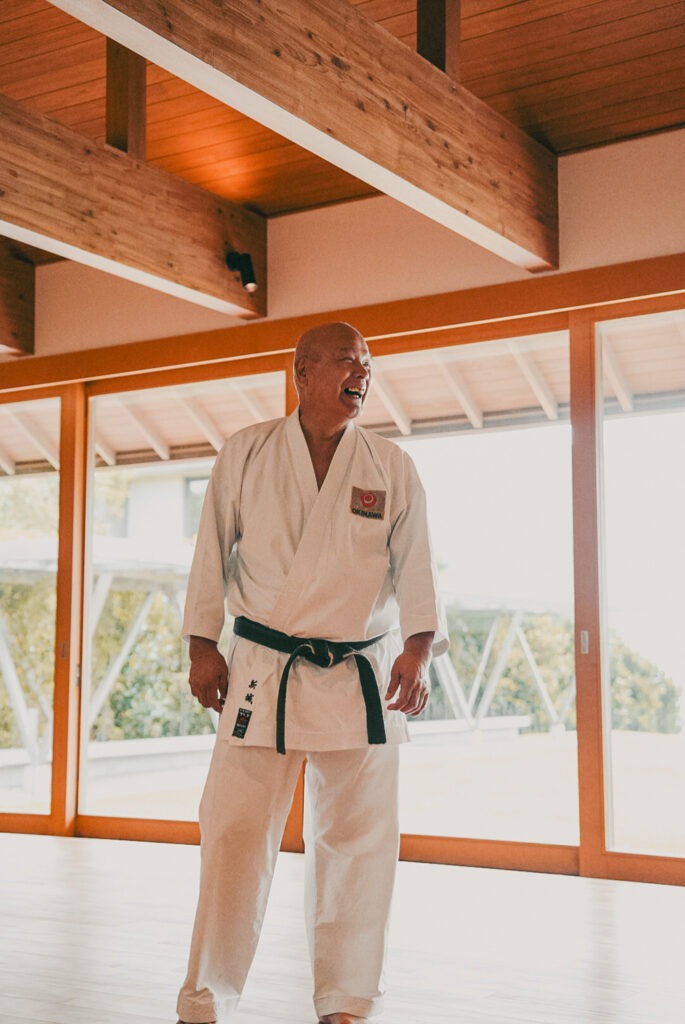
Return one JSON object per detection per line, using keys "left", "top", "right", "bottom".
{"left": 294, "top": 323, "right": 372, "bottom": 433}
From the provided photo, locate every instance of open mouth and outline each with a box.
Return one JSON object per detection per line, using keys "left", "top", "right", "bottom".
{"left": 343, "top": 386, "right": 365, "bottom": 399}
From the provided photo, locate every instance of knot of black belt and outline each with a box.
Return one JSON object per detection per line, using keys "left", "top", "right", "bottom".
{"left": 233, "top": 616, "right": 387, "bottom": 754}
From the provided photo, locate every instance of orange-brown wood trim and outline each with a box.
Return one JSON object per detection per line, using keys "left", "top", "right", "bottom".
{"left": 569, "top": 310, "right": 608, "bottom": 874}
{"left": 2, "top": 253, "right": 683, "bottom": 396}
{"left": 0, "top": 383, "right": 66, "bottom": 404}
{"left": 573, "top": 290, "right": 685, "bottom": 323}
{"left": 0, "top": 813, "right": 54, "bottom": 833}
{"left": 400, "top": 834, "right": 580, "bottom": 874}
{"left": 50, "top": 384, "right": 88, "bottom": 835}
{"left": 76, "top": 815, "right": 200, "bottom": 845}
{"left": 369, "top": 311, "right": 570, "bottom": 357}
{"left": 85, "top": 353, "right": 290, "bottom": 397}
{"left": 580, "top": 849, "right": 685, "bottom": 886}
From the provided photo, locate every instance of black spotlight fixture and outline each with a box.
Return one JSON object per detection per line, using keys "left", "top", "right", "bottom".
{"left": 226, "top": 250, "right": 258, "bottom": 293}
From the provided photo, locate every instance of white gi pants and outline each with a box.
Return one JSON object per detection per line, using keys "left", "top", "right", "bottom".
{"left": 176, "top": 739, "right": 400, "bottom": 1024}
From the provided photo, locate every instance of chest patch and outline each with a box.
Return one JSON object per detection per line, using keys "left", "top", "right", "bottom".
{"left": 350, "top": 486, "right": 386, "bottom": 520}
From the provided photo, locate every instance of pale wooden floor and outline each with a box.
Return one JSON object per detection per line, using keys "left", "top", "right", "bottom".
{"left": 1, "top": 834, "right": 685, "bottom": 1024}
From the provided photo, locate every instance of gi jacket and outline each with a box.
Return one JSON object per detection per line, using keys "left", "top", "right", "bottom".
{"left": 183, "top": 410, "right": 447, "bottom": 750}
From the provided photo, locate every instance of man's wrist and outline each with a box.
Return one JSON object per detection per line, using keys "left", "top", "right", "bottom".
{"left": 189, "top": 635, "right": 219, "bottom": 656}
{"left": 403, "top": 630, "right": 434, "bottom": 664}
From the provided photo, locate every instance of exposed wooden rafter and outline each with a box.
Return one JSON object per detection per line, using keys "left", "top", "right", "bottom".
{"left": 46, "top": 0, "right": 558, "bottom": 271}
{"left": 417, "top": 0, "right": 461, "bottom": 79}
{"left": 508, "top": 342, "right": 559, "bottom": 420}
{"left": 229, "top": 381, "right": 271, "bottom": 424}
{"left": 0, "top": 239, "right": 34, "bottom": 355}
{"left": 116, "top": 397, "right": 170, "bottom": 459}
{"left": 372, "top": 368, "right": 413, "bottom": 436}
{"left": 106, "top": 38, "right": 146, "bottom": 158}
{"left": 3, "top": 407, "right": 60, "bottom": 469}
{"left": 0, "top": 93, "right": 266, "bottom": 317}
{"left": 601, "top": 337, "right": 634, "bottom": 412}
{"left": 175, "top": 390, "right": 225, "bottom": 452}
{"left": 432, "top": 351, "right": 484, "bottom": 428}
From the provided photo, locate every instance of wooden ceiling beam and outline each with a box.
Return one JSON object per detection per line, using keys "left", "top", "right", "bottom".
{"left": 46, "top": 0, "right": 558, "bottom": 271}
{"left": 106, "top": 38, "right": 146, "bottom": 158}
{"left": 0, "top": 239, "right": 34, "bottom": 355}
{"left": 417, "top": 0, "right": 461, "bottom": 80}
{"left": 0, "top": 92, "right": 266, "bottom": 317}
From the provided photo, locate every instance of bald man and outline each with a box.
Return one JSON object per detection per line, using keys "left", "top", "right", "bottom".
{"left": 176, "top": 323, "right": 447, "bottom": 1024}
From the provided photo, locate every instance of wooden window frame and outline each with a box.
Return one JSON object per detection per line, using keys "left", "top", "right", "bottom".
{"left": 1, "top": 253, "right": 684, "bottom": 885}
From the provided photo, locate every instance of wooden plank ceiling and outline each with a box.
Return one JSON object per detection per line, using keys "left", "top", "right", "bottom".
{"left": 1, "top": 0, "right": 683, "bottom": 220}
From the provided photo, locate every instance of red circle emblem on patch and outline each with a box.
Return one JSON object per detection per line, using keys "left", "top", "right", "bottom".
{"left": 361, "top": 491, "right": 377, "bottom": 508}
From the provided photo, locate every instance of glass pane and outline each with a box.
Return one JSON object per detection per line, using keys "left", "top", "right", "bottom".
{"left": 79, "top": 372, "right": 284, "bottom": 818}
{"left": 0, "top": 396, "right": 61, "bottom": 813}
{"left": 359, "top": 332, "right": 578, "bottom": 844}
{"left": 599, "top": 309, "right": 685, "bottom": 856}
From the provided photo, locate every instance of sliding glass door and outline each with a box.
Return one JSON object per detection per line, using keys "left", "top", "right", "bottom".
{"left": 0, "top": 395, "right": 61, "bottom": 814}
{"left": 358, "top": 331, "right": 578, "bottom": 845}
{"left": 79, "top": 372, "right": 284, "bottom": 820}
{"left": 598, "top": 309, "right": 685, "bottom": 857}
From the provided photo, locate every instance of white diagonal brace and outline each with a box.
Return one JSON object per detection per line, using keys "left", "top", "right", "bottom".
{"left": 475, "top": 610, "right": 522, "bottom": 723}
{"left": 433, "top": 351, "right": 484, "bottom": 428}
{"left": 674, "top": 313, "right": 685, "bottom": 349}
{"left": 95, "top": 434, "right": 117, "bottom": 467}
{"left": 0, "top": 612, "right": 41, "bottom": 764}
{"left": 433, "top": 654, "right": 475, "bottom": 728}
{"left": 507, "top": 343, "right": 558, "bottom": 421}
{"left": 0, "top": 443, "right": 16, "bottom": 475}
{"left": 3, "top": 408, "right": 60, "bottom": 469}
{"left": 602, "top": 338, "right": 634, "bottom": 413}
{"left": 515, "top": 625, "right": 560, "bottom": 726}
{"left": 117, "top": 398, "right": 170, "bottom": 460}
{"left": 88, "top": 590, "right": 156, "bottom": 727}
{"left": 372, "top": 369, "right": 412, "bottom": 436}
{"left": 229, "top": 381, "right": 271, "bottom": 423}
{"left": 90, "top": 573, "right": 114, "bottom": 639}
{"left": 175, "top": 391, "right": 225, "bottom": 452}
{"left": 467, "top": 616, "right": 498, "bottom": 712}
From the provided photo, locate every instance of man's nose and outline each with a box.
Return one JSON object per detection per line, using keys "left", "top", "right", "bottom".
{"left": 354, "top": 361, "right": 370, "bottom": 377}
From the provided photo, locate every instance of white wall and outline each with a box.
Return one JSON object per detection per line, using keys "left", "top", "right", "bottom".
{"left": 31, "top": 129, "right": 685, "bottom": 356}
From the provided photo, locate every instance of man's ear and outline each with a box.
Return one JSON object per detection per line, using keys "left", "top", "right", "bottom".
{"left": 295, "top": 357, "right": 307, "bottom": 382}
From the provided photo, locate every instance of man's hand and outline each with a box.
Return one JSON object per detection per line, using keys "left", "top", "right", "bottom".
{"left": 188, "top": 635, "right": 228, "bottom": 713}
{"left": 385, "top": 631, "right": 434, "bottom": 716}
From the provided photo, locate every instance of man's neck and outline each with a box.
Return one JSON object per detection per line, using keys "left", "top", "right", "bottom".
{"left": 298, "top": 411, "right": 351, "bottom": 489}
{"left": 298, "top": 408, "right": 349, "bottom": 443}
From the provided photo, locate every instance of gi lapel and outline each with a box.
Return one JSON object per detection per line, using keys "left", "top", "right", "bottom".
{"left": 268, "top": 411, "right": 356, "bottom": 634}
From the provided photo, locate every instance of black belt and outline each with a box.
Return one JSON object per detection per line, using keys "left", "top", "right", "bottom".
{"left": 233, "top": 616, "right": 387, "bottom": 754}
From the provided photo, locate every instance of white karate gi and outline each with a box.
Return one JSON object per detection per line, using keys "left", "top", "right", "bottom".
{"left": 177, "top": 410, "right": 446, "bottom": 1024}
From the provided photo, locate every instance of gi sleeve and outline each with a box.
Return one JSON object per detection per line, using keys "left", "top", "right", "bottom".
{"left": 388, "top": 450, "right": 449, "bottom": 657}
{"left": 181, "top": 444, "right": 240, "bottom": 643}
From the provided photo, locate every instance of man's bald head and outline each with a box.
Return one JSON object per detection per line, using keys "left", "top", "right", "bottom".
{"left": 295, "top": 322, "right": 363, "bottom": 366}
{"left": 292, "top": 322, "right": 372, "bottom": 431}
{"left": 293, "top": 322, "right": 365, "bottom": 397}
